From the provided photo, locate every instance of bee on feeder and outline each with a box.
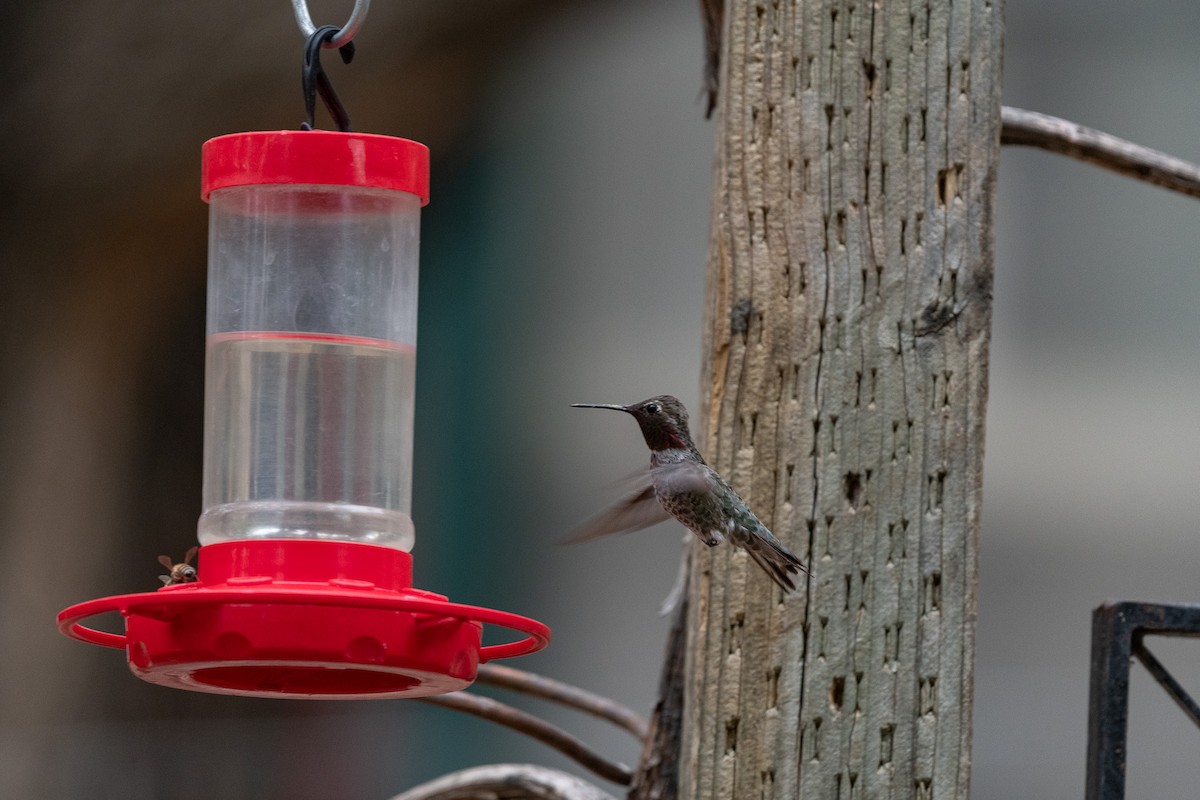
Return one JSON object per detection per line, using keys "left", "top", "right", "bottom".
{"left": 158, "top": 547, "right": 198, "bottom": 586}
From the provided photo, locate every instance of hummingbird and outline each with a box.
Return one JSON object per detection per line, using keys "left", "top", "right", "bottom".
{"left": 570, "top": 395, "right": 808, "bottom": 592}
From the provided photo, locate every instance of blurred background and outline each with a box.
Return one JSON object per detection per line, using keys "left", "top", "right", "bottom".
{"left": 1, "top": 0, "right": 1197, "bottom": 797}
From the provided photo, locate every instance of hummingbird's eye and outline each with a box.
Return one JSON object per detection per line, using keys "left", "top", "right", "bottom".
{"left": 645, "top": 402, "right": 660, "bottom": 414}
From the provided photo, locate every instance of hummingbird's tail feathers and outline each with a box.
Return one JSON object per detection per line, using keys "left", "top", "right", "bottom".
{"left": 563, "top": 483, "right": 672, "bottom": 544}
{"left": 733, "top": 528, "right": 809, "bottom": 592}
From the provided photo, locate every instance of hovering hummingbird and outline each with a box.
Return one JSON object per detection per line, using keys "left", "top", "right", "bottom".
{"left": 570, "top": 395, "right": 808, "bottom": 592}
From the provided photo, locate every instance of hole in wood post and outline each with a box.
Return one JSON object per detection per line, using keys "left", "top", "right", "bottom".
{"left": 829, "top": 675, "right": 845, "bottom": 711}
{"left": 728, "top": 612, "right": 745, "bottom": 655}
{"left": 927, "top": 468, "right": 947, "bottom": 512}
{"left": 923, "top": 571, "right": 942, "bottom": 613}
{"left": 843, "top": 471, "right": 864, "bottom": 510}
{"left": 936, "top": 166, "right": 957, "bottom": 207}
{"left": 880, "top": 724, "right": 895, "bottom": 766}
{"left": 920, "top": 675, "right": 938, "bottom": 714}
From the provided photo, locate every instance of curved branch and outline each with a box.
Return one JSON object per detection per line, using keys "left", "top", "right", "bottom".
{"left": 418, "top": 691, "right": 634, "bottom": 786}
{"left": 475, "top": 663, "right": 650, "bottom": 741}
{"left": 1001, "top": 106, "right": 1200, "bottom": 200}
{"left": 388, "top": 763, "right": 620, "bottom": 800}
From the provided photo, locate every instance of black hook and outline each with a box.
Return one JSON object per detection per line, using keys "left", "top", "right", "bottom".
{"left": 301, "top": 24, "right": 355, "bottom": 132}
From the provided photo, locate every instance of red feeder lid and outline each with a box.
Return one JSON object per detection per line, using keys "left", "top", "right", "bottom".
{"left": 201, "top": 130, "right": 430, "bottom": 205}
{"left": 57, "top": 540, "right": 549, "bottom": 699}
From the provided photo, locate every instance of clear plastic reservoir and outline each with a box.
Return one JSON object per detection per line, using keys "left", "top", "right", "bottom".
{"left": 200, "top": 179, "right": 421, "bottom": 551}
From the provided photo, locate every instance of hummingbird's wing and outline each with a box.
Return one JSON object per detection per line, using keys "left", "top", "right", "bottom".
{"left": 649, "top": 461, "right": 722, "bottom": 494}
{"left": 565, "top": 475, "right": 672, "bottom": 543}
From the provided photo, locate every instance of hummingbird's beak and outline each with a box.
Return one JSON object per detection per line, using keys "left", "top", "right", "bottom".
{"left": 571, "top": 403, "right": 630, "bottom": 413}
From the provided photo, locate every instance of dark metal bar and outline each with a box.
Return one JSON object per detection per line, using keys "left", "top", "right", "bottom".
{"left": 1086, "top": 602, "right": 1134, "bottom": 800}
{"left": 1086, "top": 600, "right": 1200, "bottom": 800}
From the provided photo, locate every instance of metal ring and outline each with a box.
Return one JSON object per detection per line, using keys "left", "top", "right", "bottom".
{"left": 292, "top": 0, "right": 370, "bottom": 49}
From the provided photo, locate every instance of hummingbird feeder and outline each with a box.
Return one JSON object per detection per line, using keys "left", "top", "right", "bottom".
{"left": 57, "top": 1, "right": 548, "bottom": 699}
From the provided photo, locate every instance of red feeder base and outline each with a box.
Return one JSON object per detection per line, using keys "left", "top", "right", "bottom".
{"left": 57, "top": 540, "right": 550, "bottom": 699}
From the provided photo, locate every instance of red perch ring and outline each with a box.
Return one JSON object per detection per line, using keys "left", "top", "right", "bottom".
{"left": 57, "top": 540, "right": 549, "bottom": 699}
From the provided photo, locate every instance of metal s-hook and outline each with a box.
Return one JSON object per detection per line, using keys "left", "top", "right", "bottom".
{"left": 301, "top": 25, "right": 354, "bottom": 132}
{"left": 293, "top": 0, "right": 370, "bottom": 50}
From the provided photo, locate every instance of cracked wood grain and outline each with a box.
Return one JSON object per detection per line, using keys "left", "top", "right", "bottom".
{"left": 685, "top": 1, "right": 1001, "bottom": 798}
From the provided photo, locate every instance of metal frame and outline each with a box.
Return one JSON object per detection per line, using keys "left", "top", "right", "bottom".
{"left": 1086, "top": 600, "right": 1200, "bottom": 800}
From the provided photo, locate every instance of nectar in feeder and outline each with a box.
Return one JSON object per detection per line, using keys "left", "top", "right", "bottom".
{"left": 201, "top": 132, "right": 426, "bottom": 551}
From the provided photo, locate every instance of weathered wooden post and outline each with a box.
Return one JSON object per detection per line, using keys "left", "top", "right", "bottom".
{"left": 682, "top": 0, "right": 1002, "bottom": 797}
